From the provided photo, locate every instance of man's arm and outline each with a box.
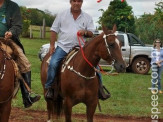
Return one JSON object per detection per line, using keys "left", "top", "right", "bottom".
{"left": 49, "top": 31, "right": 57, "bottom": 55}
{"left": 8, "top": 2, "right": 22, "bottom": 38}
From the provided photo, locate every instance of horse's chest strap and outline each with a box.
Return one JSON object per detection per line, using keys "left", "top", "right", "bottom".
{"left": 67, "top": 65, "right": 96, "bottom": 80}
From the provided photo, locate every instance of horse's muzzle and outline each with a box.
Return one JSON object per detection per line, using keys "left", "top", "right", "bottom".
{"left": 114, "top": 62, "right": 126, "bottom": 73}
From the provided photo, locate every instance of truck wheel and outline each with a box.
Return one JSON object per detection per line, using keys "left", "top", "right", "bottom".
{"left": 132, "top": 57, "right": 150, "bottom": 74}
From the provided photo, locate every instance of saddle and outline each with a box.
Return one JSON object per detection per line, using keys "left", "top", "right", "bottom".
{"left": 61, "top": 46, "right": 79, "bottom": 72}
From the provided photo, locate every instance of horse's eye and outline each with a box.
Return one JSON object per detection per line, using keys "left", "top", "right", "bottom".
{"left": 109, "top": 43, "right": 114, "bottom": 48}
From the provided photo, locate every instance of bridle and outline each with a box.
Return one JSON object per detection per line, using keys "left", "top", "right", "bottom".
{"left": 103, "top": 33, "right": 118, "bottom": 69}
{"left": 103, "top": 33, "right": 116, "bottom": 73}
{"left": 0, "top": 48, "right": 7, "bottom": 80}
{"left": 0, "top": 47, "right": 12, "bottom": 80}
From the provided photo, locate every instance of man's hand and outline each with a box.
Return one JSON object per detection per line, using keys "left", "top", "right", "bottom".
{"left": 156, "top": 61, "right": 162, "bottom": 67}
{"left": 49, "top": 45, "right": 55, "bottom": 55}
{"left": 158, "top": 63, "right": 161, "bottom": 67}
{"left": 78, "top": 30, "right": 86, "bottom": 36}
{"left": 77, "top": 30, "right": 93, "bottom": 37}
{"left": 5, "top": 31, "right": 12, "bottom": 40}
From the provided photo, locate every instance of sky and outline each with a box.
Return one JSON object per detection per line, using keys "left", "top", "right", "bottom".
{"left": 14, "top": 0, "right": 162, "bottom": 27}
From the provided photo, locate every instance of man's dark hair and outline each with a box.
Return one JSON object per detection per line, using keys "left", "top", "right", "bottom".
{"left": 70, "top": 0, "right": 83, "bottom": 2}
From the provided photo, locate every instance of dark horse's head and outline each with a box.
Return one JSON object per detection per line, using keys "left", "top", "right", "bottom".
{"left": 98, "top": 25, "right": 126, "bottom": 73}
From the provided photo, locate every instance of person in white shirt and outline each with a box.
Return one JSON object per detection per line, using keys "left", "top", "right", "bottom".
{"left": 151, "top": 39, "right": 163, "bottom": 94}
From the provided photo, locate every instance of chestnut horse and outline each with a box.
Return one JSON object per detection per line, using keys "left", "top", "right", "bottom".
{"left": 0, "top": 43, "right": 15, "bottom": 122}
{"left": 41, "top": 25, "right": 126, "bottom": 122}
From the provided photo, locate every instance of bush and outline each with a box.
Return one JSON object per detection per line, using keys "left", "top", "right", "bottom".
{"left": 22, "top": 19, "right": 31, "bottom": 37}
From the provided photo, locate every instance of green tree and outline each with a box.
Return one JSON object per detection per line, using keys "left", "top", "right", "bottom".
{"left": 20, "top": 6, "right": 55, "bottom": 26}
{"left": 98, "top": 0, "right": 135, "bottom": 33}
{"left": 22, "top": 20, "right": 31, "bottom": 37}
{"left": 135, "top": 0, "right": 163, "bottom": 44}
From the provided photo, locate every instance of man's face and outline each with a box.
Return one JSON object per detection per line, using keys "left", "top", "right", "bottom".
{"left": 70, "top": 0, "right": 83, "bottom": 12}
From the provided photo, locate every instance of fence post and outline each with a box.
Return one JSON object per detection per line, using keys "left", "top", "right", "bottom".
{"left": 42, "top": 18, "right": 46, "bottom": 39}
{"left": 30, "top": 25, "right": 33, "bottom": 38}
{"left": 40, "top": 26, "right": 42, "bottom": 38}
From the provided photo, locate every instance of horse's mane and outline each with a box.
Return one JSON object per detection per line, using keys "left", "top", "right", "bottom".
{"left": 0, "top": 37, "right": 19, "bottom": 59}
{"left": 83, "top": 33, "right": 104, "bottom": 48}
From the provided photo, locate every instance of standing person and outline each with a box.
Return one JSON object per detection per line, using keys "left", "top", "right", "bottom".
{"left": 0, "top": 0, "right": 41, "bottom": 108}
{"left": 45, "top": 0, "right": 110, "bottom": 100}
{"left": 151, "top": 39, "right": 163, "bottom": 94}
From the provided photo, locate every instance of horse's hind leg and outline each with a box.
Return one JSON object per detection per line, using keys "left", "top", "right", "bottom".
{"left": 86, "top": 100, "right": 98, "bottom": 122}
{"left": 0, "top": 101, "right": 12, "bottom": 122}
{"left": 64, "top": 97, "right": 73, "bottom": 122}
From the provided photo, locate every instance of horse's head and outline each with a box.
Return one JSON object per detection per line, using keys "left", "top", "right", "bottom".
{"left": 98, "top": 24, "right": 126, "bottom": 73}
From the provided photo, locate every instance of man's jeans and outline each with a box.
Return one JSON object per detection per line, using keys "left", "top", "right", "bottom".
{"left": 45, "top": 46, "right": 67, "bottom": 89}
{"left": 151, "top": 63, "right": 163, "bottom": 90}
{"left": 96, "top": 66, "right": 102, "bottom": 83}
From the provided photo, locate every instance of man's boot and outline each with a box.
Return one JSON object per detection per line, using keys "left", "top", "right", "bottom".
{"left": 45, "top": 80, "right": 58, "bottom": 100}
{"left": 98, "top": 82, "right": 111, "bottom": 100}
{"left": 45, "top": 88, "right": 54, "bottom": 100}
{"left": 96, "top": 72, "right": 111, "bottom": 100}
{"left": 20, "top": 71, "right": 41, "bottom": 108}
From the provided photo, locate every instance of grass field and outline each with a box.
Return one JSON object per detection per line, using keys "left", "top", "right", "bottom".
{"left": 12, "top": 37, "right": 163, "bottom": 119}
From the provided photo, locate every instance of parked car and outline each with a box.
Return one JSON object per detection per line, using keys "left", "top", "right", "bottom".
{"left": 38, "top": 31, "right": 152, "bottom": 74}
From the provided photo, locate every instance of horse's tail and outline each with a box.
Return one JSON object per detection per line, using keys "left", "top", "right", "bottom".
{"left": 47, "top": 95, "right": 63, "bottom": 119}
{"left": 54, "top": 95, "right": 63, "bottom": 117}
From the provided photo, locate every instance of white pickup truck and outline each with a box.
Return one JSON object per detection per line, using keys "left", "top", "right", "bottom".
{"left": 115, "top": 31, "right": 152, "bottom": 74}
{"left": 38, "top": 31, "right": 152, "bottom": 74}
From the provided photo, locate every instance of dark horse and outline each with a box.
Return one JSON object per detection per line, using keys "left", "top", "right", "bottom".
{"left": 41, "top": 25, "right": 126, "bottom": 122}
{"left": 0, "top": 40, "right": 15, "bottom": 122}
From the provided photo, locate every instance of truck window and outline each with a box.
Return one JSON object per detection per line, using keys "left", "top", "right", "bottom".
{"left": 128, "top": 33, "right": 144, "bottom": 46}
{"left": 117, "top": 35, "right": 124, "bottom": 46}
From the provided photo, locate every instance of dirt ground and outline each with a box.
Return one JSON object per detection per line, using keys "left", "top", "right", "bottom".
{"left": 8, "top": 107, "right": 157, "bottom": 122}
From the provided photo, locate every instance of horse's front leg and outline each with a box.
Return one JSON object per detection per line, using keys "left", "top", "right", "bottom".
{"left": 64, "top": 97, "right": 73, "bottom": 122}
{"left": 86, "top": 98, "right": 98, "bottom": 122}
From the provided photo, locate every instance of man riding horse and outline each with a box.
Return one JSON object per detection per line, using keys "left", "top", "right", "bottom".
{"left": 45, "top": 0, "right": 110, "bottom": 100}
{"left": 0, "top": 0, "right": 40, "bottom": 108}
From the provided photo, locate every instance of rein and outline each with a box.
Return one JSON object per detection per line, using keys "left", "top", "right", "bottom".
{"left": 77, "top": 32, "right": 95, "bottom": 69}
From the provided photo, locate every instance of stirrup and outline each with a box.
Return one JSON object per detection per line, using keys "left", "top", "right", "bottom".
{"left": 99, "top": 85, "right": 111, "bottom": 100}
{"left": 28, "top": 92, "right": 40, "bottom": 103}
{"left": 103, "top": 86, "right": 111, "bottom": 96}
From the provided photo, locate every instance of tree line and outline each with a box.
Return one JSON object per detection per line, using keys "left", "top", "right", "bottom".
{"left": 20, "top": 6, "right": 56, "bottom": 37}
{"left": 20, "top": 6, "right": 55, "bottom": 27}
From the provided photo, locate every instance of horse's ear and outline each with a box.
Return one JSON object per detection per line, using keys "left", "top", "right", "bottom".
{"left": 102, "top": 24, "right": 108, "bottom": 34}
{"left": 112, "top": 24, "right": 117, "bottom": 33}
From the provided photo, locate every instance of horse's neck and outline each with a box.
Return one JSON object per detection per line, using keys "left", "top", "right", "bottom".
{"left": 72, "top": 36, "right": 102, "bottom": 75}
{"left": 83, "top": 39, "right": 101, "bottom": 65}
